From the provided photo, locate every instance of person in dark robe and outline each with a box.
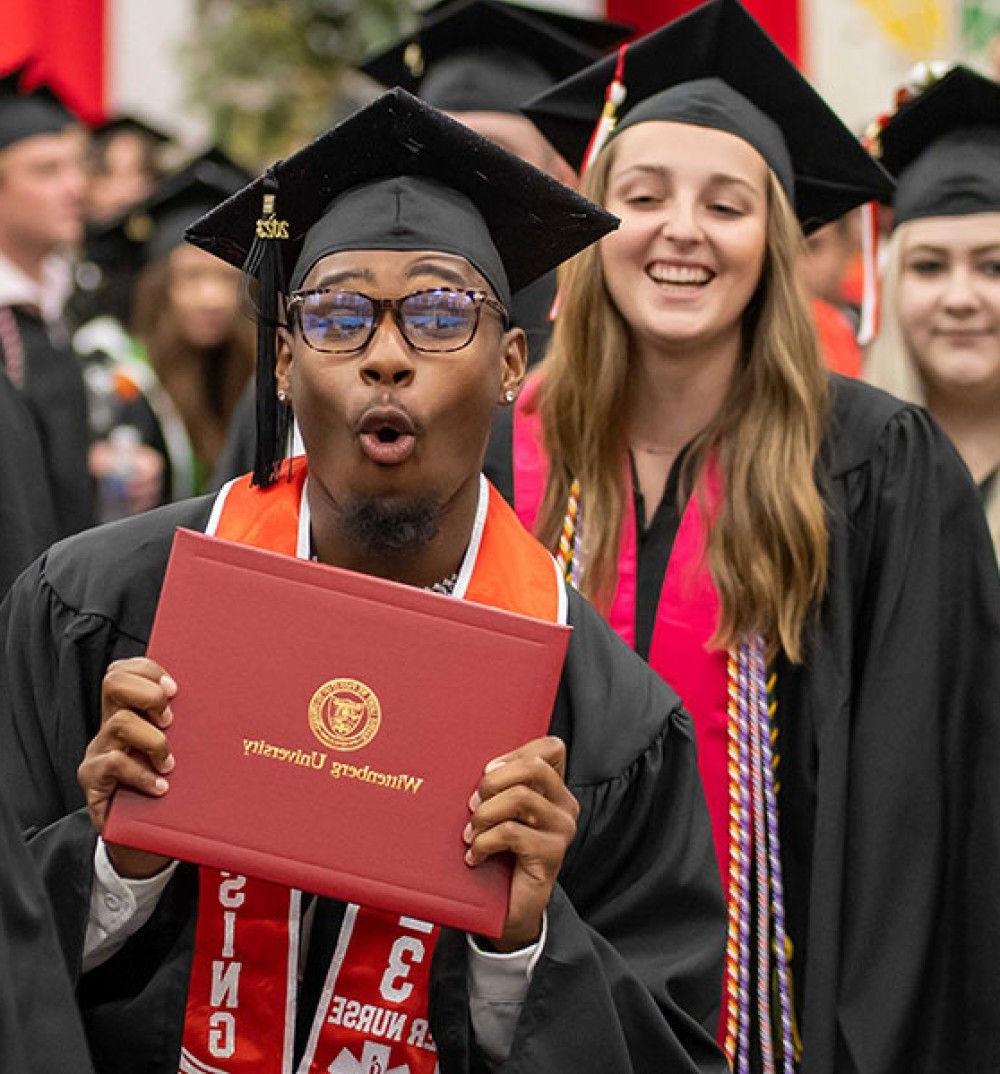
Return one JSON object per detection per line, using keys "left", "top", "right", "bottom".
{"left": 0, "top": 366, "right": 56, "bottom": 597}
{"left": 77, "top": 149, "right": 255, "bottom": 508}
{"left": 864, "top": 65, "right": 1000, "bottom": 557}
{"left": 484, "top": 1, "right": 1000, "bottom": 1071}
{"left": 0, "top": 778, "right": 96, "bottom": 1074}
{"left": 0, "top": 63, "right": 94, "bottom": 537}
{"left": 0, "top": 90, "right": 727, "bottom": 1074}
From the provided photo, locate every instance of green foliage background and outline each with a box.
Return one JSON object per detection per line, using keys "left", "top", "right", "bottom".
{"left": 183, "top": 0, "right": 416, "bottom": 169}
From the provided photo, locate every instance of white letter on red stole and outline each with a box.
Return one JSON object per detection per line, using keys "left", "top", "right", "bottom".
{"left": 210, "top": 960, "right": 241, "bottom": 1008}
{"left": 208, "top": 1011, "right": 236, "bottom": 1059}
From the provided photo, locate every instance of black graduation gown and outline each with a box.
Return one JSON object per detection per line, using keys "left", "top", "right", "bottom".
{"left": 0, "top": 368, "right": 57, "bottom": 598}
{"left": 2, "top": 307, "right": 95, "bottom": 537}
{"left": 0, "top": 780, "right": 96, "bottom": 1074}
{"left": 484, "top": 374, "right": 1000, "bottom": 1074}
{"left": 0, "top": 497, "right": 728, "bottom": 1074}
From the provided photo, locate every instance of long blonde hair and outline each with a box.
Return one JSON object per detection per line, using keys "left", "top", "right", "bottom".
{"left": 535, "top": 141, "right": 830, "bottom": 662}
{"left": 866, "top": 225, "right": 1000, "bottom": 553}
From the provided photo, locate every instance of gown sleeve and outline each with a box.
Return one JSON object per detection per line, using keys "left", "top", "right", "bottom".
{"left": 0, "top": 781, "right": 96, "bottom": 1074}
{"left": 804, "top": 402, "right": 1000, "bottom": 1073}
{"left": 430, "top": 592, "right": 729, "bottom": 1074}
{"left": 0, "top": 556, "right": 144, "bottom": 836}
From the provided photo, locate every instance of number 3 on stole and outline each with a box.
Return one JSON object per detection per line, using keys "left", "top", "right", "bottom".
{"left": 379, "top": 917, "right": 434, "bottom": 1004}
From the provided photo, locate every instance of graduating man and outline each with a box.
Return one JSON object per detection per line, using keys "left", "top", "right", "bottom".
{"left": 212, "top": 0, "right": 633, "bottom": 489}
{"left": 0, "top": 90, "right": 726, "bottom": 1073}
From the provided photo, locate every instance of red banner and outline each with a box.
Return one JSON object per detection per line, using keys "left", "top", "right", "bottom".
{"left": 606, "top": 0, "right": 801, "bottom": 66}
{"left": 0, "top": 0, "right": 105, "bottom": 123}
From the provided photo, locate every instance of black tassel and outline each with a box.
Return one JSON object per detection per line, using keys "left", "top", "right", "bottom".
{"left": 242, "top": 168, "right": 290, "bottom": 487}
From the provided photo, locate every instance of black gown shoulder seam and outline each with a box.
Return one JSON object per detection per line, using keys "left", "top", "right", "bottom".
{"left": 566, "top": 709, "right": 681, "bottom": 791}
{"left": 36, "top": 561, "right": 149, "bottom": 646}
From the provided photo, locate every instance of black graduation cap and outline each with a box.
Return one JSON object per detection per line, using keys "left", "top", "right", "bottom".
{"left": 521, "top": 0, "right": 893, "bottom": 234}
{"left": 360, "top": 0, "right": 620, "bottom": 114}
{"left": 419, "top": 0, "right": 634, "bottom": 53}
{"left": 185, "top": 87, "right": 618, "bottom": 485}
{"left": 95, "top": 147, "right": 254, "bottom": 267}
{"left": 875, "top": 65, "right": 1000, "bottom": 226}
{"left": 90, "top": 113, "right": 174, "bottom": 146}
{"left": 0, "top": 63, "right": 76, "bottom": 151}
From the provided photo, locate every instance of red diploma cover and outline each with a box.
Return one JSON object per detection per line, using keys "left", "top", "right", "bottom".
{"left": 104, "top": 529, "right": 571, "bottom": 937}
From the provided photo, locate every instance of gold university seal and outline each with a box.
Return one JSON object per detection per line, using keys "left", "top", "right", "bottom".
{"left": 308, "top": 678, "right": 381, "bottom": 752}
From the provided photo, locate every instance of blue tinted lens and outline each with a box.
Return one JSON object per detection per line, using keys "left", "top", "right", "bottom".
{"left": 401, "top": 290, "right": 476, "bottom": 346}
{"left": 300, "top": 292, "right": 373, "bottom": 349}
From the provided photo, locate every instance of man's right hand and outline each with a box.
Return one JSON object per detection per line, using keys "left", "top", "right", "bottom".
{"left": 77, "top": 657, "right": 177, "bottom": 879}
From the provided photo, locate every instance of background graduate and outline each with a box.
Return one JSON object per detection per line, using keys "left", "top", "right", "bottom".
{"left": 484, "top": 0, "right": 1000, "bottom": 1070}
{"left": 865, "top": 65, "right": 1000, "bottom": 556}
{"left": 0, "top": 89, "right": 727, "bottom": 1074}
{"left": 0, "top": 367, "right": 56, "bottom": 598}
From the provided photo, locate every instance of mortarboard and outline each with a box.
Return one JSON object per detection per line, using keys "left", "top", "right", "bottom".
{"left": 90, "top": 113, "right": 175, "bottom": 147}
{"left": 874, "top": 65, "right": 1000, "bottom": 227}
{"left": 521, "top": 0, "right": 893, "bottom": 234}
{"left": 418, "top": 0, "right": 634, "bottom": 55}
{"left": 360, "top": 0, "right": 627, "bottom": 114}
{"left": 185, "top": 87, "right": 618, "bottom": 484}
{"left": 0, "top": 64, "right": 76, "bottom": 152}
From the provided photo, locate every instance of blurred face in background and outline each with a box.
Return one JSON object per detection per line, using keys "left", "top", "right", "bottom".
{"left": 799, "top": 216, "right": 856, "bottom": 306}
{"left": 167, "top": 242, "right": 242, "bottom": 350}
{"left": 0, "top": 127, "right": 87, "bottom": 259}
{"left": 897, "top": 214, "right": 1000, "bottom": 403}
{"left": 86, "top": 131, "right": 157, "bottom": 224}
{"left": 447, "top": 110, "right": 577, "bottom": 187}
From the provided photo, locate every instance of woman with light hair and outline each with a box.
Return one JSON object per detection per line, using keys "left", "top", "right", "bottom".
{"left": 865, "top": 65, "right": 1000, "bottom": 556}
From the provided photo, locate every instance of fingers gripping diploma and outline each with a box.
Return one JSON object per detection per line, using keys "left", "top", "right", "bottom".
{"left": 463, "top": 736, "right": 579, "bottom": 953}
{"left": 77, "top": 657, "right": 178, "bottom": 879}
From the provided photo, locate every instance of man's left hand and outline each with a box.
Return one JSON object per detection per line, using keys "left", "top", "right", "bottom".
{"left": 464, "top": 735, "right": 579, "bottom": 952}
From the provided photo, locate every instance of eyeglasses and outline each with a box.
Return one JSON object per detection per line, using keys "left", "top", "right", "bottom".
{"left": 285, "top": 287, "right": 509, "bottom": 355}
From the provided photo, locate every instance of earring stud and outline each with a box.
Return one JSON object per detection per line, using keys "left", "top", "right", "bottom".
{"left": 277, "top": 389, "right": 287, "bottom": 403}
{"left": 504, "top": 389, "right": 516, "bottom": 403}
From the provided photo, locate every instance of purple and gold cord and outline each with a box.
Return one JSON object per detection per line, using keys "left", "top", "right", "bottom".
{"left": 752, "top": 638, "right": 795, "bottom": 1073}
{"left": 724, "top": 637, "right": 796, "bottom": 1073}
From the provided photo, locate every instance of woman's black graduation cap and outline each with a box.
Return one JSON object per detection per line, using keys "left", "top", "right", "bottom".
{"left": 521, "top": 0, "right": 893, "bottom": 234}
{"left": 93, "top": 148, "right": 254, "bottom": 268}
{"left": 185, "top": 87, "right": 618, "bottom": 485}
{"left": 90, "top": 113, "right": 174, "bottom": 146}
{"left": 360, "top": 0, "right": 629, "bottom": 114}
{"left": 0, "top": 63, "right": 76, "bottom": 151}
{"left": 874, "top": 65, "right": 1000, "bottom": 226}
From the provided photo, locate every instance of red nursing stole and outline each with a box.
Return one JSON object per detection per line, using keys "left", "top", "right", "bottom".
{"left": 512, "top": 382, "right": 731, "bottom": 885}
{"left": 178, "top": 457, "right": 566, "bottom": 1074}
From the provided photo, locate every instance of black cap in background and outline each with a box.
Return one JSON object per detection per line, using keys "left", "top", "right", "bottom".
{"left": 361, "top": 0, "right": 629, "bottom": 114}
{"left": 95, "top": 148, "right": 254, "bottom": 268}
{"left": 90, "top": 113, "right": 175, "bottom": 147}
{"left": 0, "top": 63, "right": 76, "bottom": 151}
{"left": 522, "top": 0, "right": 893, "bottom": 233}
{"left": 875, "top": 65, "right": 1000, "bottom": 227}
